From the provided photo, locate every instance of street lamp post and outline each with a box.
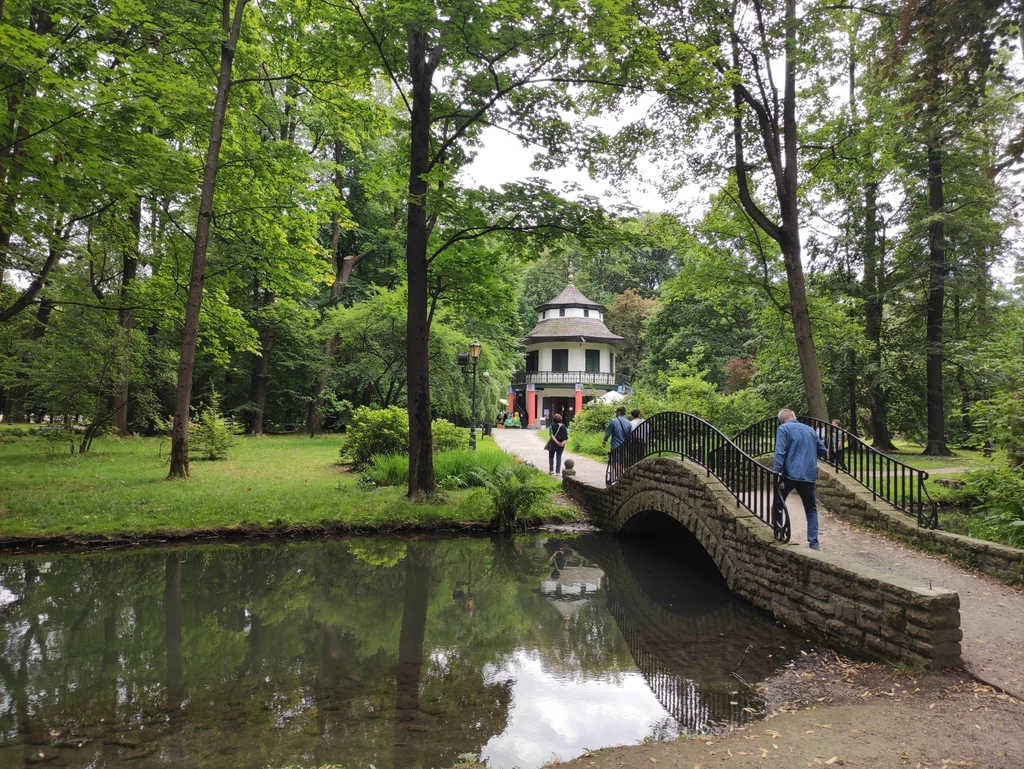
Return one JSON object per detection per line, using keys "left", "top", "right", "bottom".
{"left": 469, "top": 341, "right": 481, "bottom": 451}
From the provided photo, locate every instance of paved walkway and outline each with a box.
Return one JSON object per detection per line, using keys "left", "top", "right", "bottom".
{"left": 492, "top": 427, "right": 607, "bottom": 485}
{"left": 491, "top": 430, "right": 1024, "bottom": 697}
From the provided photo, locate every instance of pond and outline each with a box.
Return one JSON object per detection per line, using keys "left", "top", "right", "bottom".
{"left": 0, "top": 531, "right": 804, "bottom": 769}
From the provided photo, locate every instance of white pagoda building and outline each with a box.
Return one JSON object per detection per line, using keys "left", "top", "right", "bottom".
{"left": 510, "top": 278, "right": 628, "bottom": 427}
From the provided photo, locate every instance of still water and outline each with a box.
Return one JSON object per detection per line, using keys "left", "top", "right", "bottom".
{"left": 0, "top": 532, "right": 803, "bottom": 768}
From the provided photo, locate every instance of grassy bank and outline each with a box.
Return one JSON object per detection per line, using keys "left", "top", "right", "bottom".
{"left": 0, "top": 433, "right": 577, "bottom": 543}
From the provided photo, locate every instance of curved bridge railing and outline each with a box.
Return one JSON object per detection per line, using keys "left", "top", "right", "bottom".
{"left": 732, "top": 416, "right": 939, "bottom": 530}
{"left": 607, "top": 412, "right": 791, "bottom": 544}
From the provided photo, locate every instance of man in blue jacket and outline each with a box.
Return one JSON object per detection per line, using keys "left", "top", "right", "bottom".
{"left": 602, "top": 405, "right": 633, "bottom": 483}
{"left": 773, "top": 409, "right": 828, "bottom": 550}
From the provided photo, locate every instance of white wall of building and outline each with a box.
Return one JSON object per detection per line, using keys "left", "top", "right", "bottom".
{"left": 526, "top": 341, "right": 615, "bottom": 373}
{"left": 537, "top": 306, "right": 602, "bottom": 321}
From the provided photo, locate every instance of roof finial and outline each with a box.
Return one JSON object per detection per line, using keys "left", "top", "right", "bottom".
{"left": 567, "top": 259, "right": 574, "bottom": 284}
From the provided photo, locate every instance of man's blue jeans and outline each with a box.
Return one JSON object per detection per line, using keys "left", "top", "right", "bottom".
{"left": 780, "top": 479, "right": 819, "bottom": 545}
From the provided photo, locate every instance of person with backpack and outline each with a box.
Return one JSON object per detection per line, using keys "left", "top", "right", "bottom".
{"left": 602, "top": 406, "right": 633, "bottom": 483}
{"left": 546, "top": 413, "right": 568, "bottom": 475}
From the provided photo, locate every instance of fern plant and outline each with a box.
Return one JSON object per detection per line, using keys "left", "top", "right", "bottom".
{"left": 472, "top": 465, "right": 548, "bottom": 534}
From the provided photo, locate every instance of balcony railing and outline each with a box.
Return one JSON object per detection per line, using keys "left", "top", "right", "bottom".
{"left": 510, "top": 370, "right": 631, "bottom": 387}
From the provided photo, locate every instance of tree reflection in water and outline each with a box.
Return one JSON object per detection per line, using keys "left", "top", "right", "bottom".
{"left": 0, "top": 533, "right": 803, "bottom": 769}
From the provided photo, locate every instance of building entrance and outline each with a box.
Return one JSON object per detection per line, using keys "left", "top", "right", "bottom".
{"left": 543, "top": 396, "right": 575, "bottom": 424}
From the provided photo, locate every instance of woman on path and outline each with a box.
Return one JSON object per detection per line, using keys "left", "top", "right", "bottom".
{"left": 546, "top": 413, "right": 568, "bottom": 476}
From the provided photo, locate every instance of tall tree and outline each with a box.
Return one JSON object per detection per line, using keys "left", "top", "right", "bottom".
{"left": 348, "top": 0, "right": 617, "bottom": 497}
{"left": 887, "top": 0, "right": 1014, "bottom": 454}
{"left": 168, "top": 0, "right": 250, "bottom": 478}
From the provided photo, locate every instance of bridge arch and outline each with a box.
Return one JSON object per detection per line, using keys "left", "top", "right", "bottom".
{"left": 563, "top": 455, "right": 963, "bottom": 671}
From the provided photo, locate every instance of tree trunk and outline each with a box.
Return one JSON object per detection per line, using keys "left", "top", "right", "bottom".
{"left": 247, "top": 290, "right": 276, "bottom": 435}
{"left": 168, "top": 0, "right": 248, "bottom": 479}
{"left": 730, "top": 0, "right": 828, "bottom": 422}
{"left": 113, "top": 198, "right": 141, "bottom": 436}
{"left": 392, "top": 546, "right": 430, "bottom": 769}
{"left": 924, "top": 137, "right": 950, "bottom": 455}
{"left": 164, "top": 554, "right": 184, "bottom": 717}
{"left": 862, "top": 181, "right": 897, "bottom": 450}
{"left": 780, "top": 0, "right": 828, "bottom": 422}
{"left": 2, "top": 297, "right": 53, "bottom": 424}
{"left": 405, "top": 30, "right": 440, "bottom": 498}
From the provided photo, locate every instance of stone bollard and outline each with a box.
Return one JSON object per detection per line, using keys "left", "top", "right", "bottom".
{"left": 561, "top": 458, "right": 576, "bottom": 478}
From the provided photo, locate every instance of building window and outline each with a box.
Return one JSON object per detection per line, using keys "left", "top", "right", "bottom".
{"left": 551, "top": 349, "right": 569, "bottom": 372}
{"left": 584, "top": 309, "right": 589, "bottom": 318}
{"left": 585, "top": 349, "right": 600, "bottom": 373}
{"left": 525, "top": 350, "right": 538, "bottom": 372}
{"left": 559, "top": 308, "right": 565, "bottom": 317}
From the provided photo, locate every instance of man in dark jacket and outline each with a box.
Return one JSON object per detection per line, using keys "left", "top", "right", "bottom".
{"left": 773, "top": 409, "right": 828, "bottom": 549}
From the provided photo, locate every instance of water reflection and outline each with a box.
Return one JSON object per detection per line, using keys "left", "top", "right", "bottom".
{"left": 0, "top": 533, "right": 802, "bottom": 768}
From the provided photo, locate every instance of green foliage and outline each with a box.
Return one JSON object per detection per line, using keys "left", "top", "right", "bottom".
{"left": 341, "top": 406, "right": 409, "bottom": 467}
{"left": 954, "top": 466, "right": 1024, "bottom": 549}
{"left": 633, "top": 356, "right": 771, "bottom": 436}
{"left": 571, "top": 400, "right": 620, "bottom": 434}
{"left": 341, "top": 407, "right": 470, "bottom": 467}
{"left": 363, "top": 449, "right": 517, "bottom": 489}
{"left": 431, "top": 418, "right": 466, "bottom": 454}
{"left": 472, "top": 465, "right": 550, "bottom": 534}
{"left": 566, "top": 431, "right": 608, "bottom": 459}
{"left": 190, "top": 393, "right": 242, "bottom": 461}
{"left": 969, "top": 388, "right": 1024, "bottom": 468}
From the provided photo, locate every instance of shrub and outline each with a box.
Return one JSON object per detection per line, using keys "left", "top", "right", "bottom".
{"left": 954, "top": 465, "right": 1024, "bottom": 548}
{"left": 431, "top": 418, "right": 466, "bottom": 453}
{"left": 472, "top": 464, "right": 550, "bottom": 534}
{"left": 572, "top": 400, "right": 621, "bottom": 434}
{"left": 190, "top": 396, "right": 241, "bottom": 461}
{"left": 341, "top": 410, "right": 469, "bottom": 467}
{"left": 566, "top": 430, "right": 608, "bottom": 459}
{"left": 364, "top": 448, "right": 517, "bottom": 488}
{"left": 342, "top": 406, "right": 409, "bottom": 466}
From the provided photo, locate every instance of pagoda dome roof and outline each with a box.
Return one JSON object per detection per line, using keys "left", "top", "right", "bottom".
{"left": 524, "top": 317, "right": 625, "bottom": 346}
{"left": 535, "top": 283, "right": 606, "bottom": 313}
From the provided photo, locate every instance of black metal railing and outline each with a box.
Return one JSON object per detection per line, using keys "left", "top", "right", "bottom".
{"left": 606, "top": 412, "right": 791, "bottom": 543}
{"left": 731, "top": 416, "right": 939, "bottom": 529}
{"left": 511, "top": 370, "right": 631, "bottom": 387}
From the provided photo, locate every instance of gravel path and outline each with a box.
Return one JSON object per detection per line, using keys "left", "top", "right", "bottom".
{"left": 491, "top": 432, "right": 1024, "bottom": 697}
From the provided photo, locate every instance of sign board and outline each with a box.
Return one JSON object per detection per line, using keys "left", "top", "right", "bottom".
{"left": 574, "top": 383, "right": 583, "bottom": 392}
{"left": 526, "top": 384, "right": 536, "bottom": 392}
{"left": 543, "top": 409, "right": 550, "bottom": 417}
{"left": 508, "top": 386, "right": 514, "bottom": 394}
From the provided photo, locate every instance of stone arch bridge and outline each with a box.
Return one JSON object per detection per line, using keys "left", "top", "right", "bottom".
{"left": 562, "top": 412, "right": 962, "bottom": 671}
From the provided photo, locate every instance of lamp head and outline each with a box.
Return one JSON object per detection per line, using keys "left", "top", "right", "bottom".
{"left": 482, "top": 370, "right": 490, "bottom": 380}
{"left": 469, "top": 340, "right": 482, "bottom": 358}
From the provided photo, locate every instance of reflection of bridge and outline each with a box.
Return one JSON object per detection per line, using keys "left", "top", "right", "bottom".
{"left": 568, "top": 534, "right": 797, "bottom": 733}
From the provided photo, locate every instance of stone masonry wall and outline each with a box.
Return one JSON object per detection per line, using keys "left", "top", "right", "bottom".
{"left": 814, "top": 468, "right": 1024, "bottom": 585}
{"left": 563, "top": 456, "right": 963, "bottom": 670}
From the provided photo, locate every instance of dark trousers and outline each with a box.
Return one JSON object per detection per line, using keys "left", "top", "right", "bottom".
{"left": 778, "top": 479, "right": 819, "bottom": 545}
{"left": 548, "top": 445, "right": 565, "bottom": 474}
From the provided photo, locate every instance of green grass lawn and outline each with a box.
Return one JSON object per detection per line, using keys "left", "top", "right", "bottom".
{"left": 0, "top": 433, "right": 577, "bottom": 542}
